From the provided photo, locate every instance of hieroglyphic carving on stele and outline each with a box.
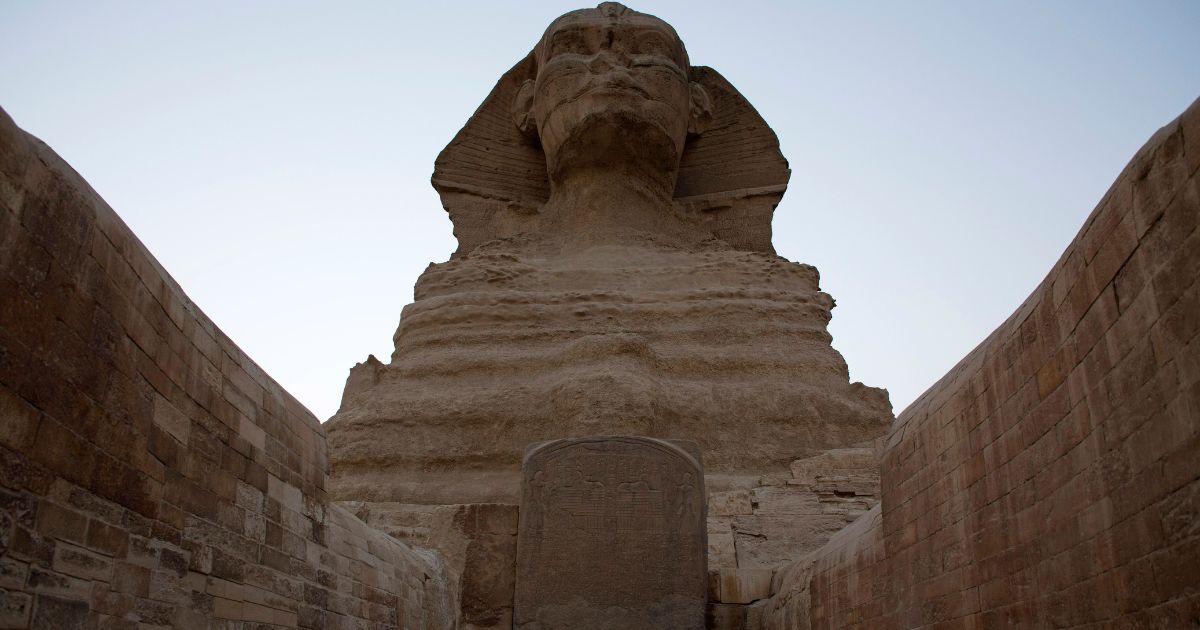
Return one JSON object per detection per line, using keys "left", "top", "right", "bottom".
{"left": 514, "top": 436, "right": 707, "bottom": 629}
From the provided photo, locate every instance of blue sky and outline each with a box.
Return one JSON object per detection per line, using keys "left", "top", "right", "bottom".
{"left": 3, "top": 1, "right": 1198, "bottom": 421}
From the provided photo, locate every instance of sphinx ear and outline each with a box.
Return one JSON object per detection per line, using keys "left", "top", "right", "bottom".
{"left": 688, "top": 81, "right": 713, "bottom": 136}
{"left": 511, "top": 79, "right": 538, "bottom": 137}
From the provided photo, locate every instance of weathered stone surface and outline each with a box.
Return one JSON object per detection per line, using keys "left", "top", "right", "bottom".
{"left": 707, "top": 517, "right": 738, "bottom": 568}
{"left": 787, "top": 447, "right": 877, "bottom": 486}
{"left": 733, "top": 515, "right": 850, "bottom": 569}
{"left": 514, "top": 436, "right": 707, "bottom": 629}
{"left": 706, "top": 602, "right": 747, "bottom": 630}
{"left": 0, "top": 590, "right": 33, "bottom": 628}
{"left": 327, "top": 3, "right": 893, "bottom": 538}
{"left": 339, "top": 500, "right": 441, "bottom": 547}
{"left": 30, "top": 594, "right": 91, "bottom": 629}
{"left": 714, "top": 567, "right": 773, "bottom": 604}
{"left": 709, "top": 490, "right": 754, "bottom": 517}
{"left": 423, "top": 503, "right": 520, "bottom": 629}
{"left": 701, "top": 447, "right": 881, "bottom": 570}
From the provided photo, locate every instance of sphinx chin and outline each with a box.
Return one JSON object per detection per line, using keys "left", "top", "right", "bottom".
{"left": 545, "top": 107, "right": 682, "bottom": 180}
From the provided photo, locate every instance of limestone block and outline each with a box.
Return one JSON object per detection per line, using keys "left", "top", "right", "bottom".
{"left": 338, "top": 501, "right": 440, "bottom": 547}
{"left": 707, "top": 518, "right": 737, "bottom": 569}
{"left": 709, "top": 490, "right": 753, "bottom": 516}
{"left": 705, "top": 602, "right": 747, "bottom": 630}
{"left": 36, "top": 500, "right": 87, "bottom": 545}
{"left": 0, "top": 558, "right": 28, "bottom": 590}
{"left": 715, "top": 567, "right": 774, "bottom": 604}
{"left": 811, "top": 476, "right": 879, "bottom": 497}
{"left": 425, "top": 503, "right": 519, "bottom": 629}
{"left": 750, "top": 486, "right": 822, "bottom": 515}
{"left": 26, "top": 566, "right": 90, "bottom": 601}
{"left": 732, "top": 515, "right": 849, "bottom": 568}
{"left": 30, "top": 595, "right": 91, "bottom": 628}
{"left": 789, "top": 448, "right": 878, "bottom": 485}
{"left": 52, "top": 542, "right": 113, "bottom": 581}
{"left": 0, "top": 591, "right": 32, "bottom": 628}
{"left": 745, "top": 600, "right": 770, "bottom": 629}
{"left": 152, "top": 394, "right": 191, "bottom": 445}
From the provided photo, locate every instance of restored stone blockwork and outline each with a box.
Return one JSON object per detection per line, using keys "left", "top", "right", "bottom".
{"left": 759, "top": 100, "right": 1200, "bottom": 628}
{"left": 0, "top": 107, "right": 455, "bottom": 629}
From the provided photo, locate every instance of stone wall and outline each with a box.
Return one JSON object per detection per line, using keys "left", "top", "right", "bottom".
{"left": 0, "top": 107, "right": 455, "bottom": 629}
{"left": 759, "top": 99, "right": 1200, "bottom": 628}
{"left": 704, "top": 447, "right": 880, "bottom": 625}
{"left": 707, "top": 447, "right": 880, "bottom": 572}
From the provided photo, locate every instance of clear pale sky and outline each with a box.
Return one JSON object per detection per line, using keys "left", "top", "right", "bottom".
{"left": 3, "top": 1, "right": 1198, "bottom": 422}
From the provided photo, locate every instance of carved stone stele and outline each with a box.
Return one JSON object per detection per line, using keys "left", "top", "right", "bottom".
{"left": 514, "top": 436, "right": 707, "bottom": 629}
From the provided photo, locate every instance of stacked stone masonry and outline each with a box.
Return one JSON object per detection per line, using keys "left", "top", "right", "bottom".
{"left": 706, "top": 447, "right": 881, "bottom": 573}
{"left": 336, "top": 447, "right": 881, "bottom": 627}
{"left": 0, "top": 107, "right": 455, "bottom": 629}
{"left": 758, "top": 99, "right": 1200, "bottom": 628}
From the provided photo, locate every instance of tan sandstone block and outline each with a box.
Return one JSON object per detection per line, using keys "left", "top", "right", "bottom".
{"left": 26, "top": 565, "right": 91, "bottom": 601}
{"left": 0, "top": 386, "right": 39, "bottom": 452}
{"left": 112, "top": 562, "right": 151, "bottom": 597}
{"left": 267, "top": 474, "right": 303, "bottom": 513}
{"left": 242, "top": 601, "right": 276, "bottom": 623}
{"left": 746, "top": 600, "right": 770, "bottom": 628}
{"left": 706, "top": 602, "right": 747, "bottom": 630}
{"left": 0, "top": 591, "right": 32, "bottom": 628}
{"left": 274, "top": 608, "right": 300, "bottom": 627}
{"left": 53, "top": 541, "right": 113, "bottom": 581}
{"left": 213, "top": 596, "right": 243, "bottom": 620}
{"left": 238, "top": 415, "right": 266, "bottom": 452}
{"left": 751, "top": 486, "right": 822, "bottom": 515}
{"left": 148, "top": 569, "right": 190, "bottom": 606}
{"left": 0, "top": 557, "right": 29, "bottom": 590}
{"left": 84, "top": 519, "right": 129, "bottom": 557}
{"left": 707, "top": 519, "right": 738, "bottom": 570}
{"left": 36, "top": 500, "right": 88, "bottom": 544}
{"left": 428, "top": 503, "right": 519, "bottom": 629}
{"left": 733, "top": 515, "right": 850, "bottom": 568}
{"left": 31, "top": 594, "right": 92, "bottom": 628}
{"left": 709, "top": 490, "right": 753, "bottom": 516}
{"left": 152, "top": 393, "right": 190, "bottom": 444}
{"left": 789, "top": 448, "right": 878, "bottom": 485}
{"left": 716, "top": 568, "right": 774, "bottom": 604}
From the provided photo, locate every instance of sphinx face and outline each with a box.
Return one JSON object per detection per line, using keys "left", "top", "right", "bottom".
{"left": 528, "top": 10, "right": 694, "bottom": 181}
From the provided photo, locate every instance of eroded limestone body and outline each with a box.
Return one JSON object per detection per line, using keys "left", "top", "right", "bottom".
{"left": 330, "top": 237, "right": 890, "bottom": 505}
{"left": 326, "top": 3, "right": 892, "bottom": 510}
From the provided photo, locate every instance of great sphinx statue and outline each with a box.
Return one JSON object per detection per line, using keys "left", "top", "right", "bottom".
{"left": 327, "top": 2, "right": 893, "bottom": 565}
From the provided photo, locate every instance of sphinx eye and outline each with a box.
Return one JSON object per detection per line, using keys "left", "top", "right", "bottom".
{"left": 636, "top": 32, "right": 673, "bottom": 57}
{"left": 549, "top": 30, "right": 589, "bottom": 57}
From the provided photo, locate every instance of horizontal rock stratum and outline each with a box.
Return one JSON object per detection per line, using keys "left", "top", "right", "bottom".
{"left": 325, "top": 2, "right": 893, "bottom": 508}
{"left": 328, "top": 238, "right": 892, "bottom": 505}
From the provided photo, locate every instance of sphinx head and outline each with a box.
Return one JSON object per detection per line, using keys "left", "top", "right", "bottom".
{"left": 432, "top": 4, "right": 789, "bottom": 255}
{"left": 511, "top": 2, "right": 712, "bottom": 189}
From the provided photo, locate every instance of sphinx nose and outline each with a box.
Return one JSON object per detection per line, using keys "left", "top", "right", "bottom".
{"left": 587, "top": 51, "right": 628, "bottom": 74}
